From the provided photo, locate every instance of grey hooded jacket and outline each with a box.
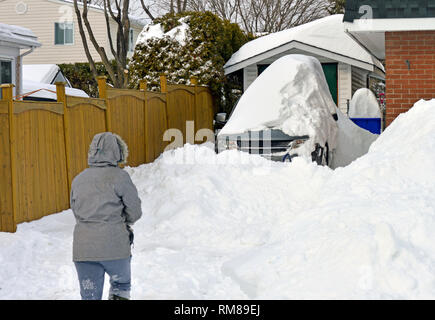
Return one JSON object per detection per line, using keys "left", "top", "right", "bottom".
{"left": 71, "top": 132, "right": 142, "bottom": 262}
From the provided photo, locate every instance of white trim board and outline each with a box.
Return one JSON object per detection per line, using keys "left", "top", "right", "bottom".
{"left": 344, "top": 18, "right": 435, "bottom": 33}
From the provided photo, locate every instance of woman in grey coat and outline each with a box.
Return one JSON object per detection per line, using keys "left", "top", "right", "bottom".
{"left": 70, "top": 132, "right": 142, "bottom": 300}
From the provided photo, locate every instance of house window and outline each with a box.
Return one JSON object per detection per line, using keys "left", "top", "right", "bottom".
{"left": 55, "top": 22, "right": 74, "bottom": 45}
{"left": 0, "top": 60, "right": 12, "bottom": 99}
{"left": 257, "top": 64, "right": 270, "bottom": 76}
{"left": 128, "top": 28, "right": 134, "bottom": 52}
{"left": 0, "top": 60, "right": 12, "bottom": 84}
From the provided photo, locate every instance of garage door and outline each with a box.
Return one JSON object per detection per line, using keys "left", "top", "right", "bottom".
{"left": 321, "top": 63, "right": 338, "bottom": 105}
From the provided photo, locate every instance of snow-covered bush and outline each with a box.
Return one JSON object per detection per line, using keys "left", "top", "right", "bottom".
{"left": 128, "top": 11, "right": 250, "bottom": 113}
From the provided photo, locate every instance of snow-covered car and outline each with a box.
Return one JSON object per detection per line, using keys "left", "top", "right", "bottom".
{"left": 216, "top": 54, "right": 339, "bottom": 165}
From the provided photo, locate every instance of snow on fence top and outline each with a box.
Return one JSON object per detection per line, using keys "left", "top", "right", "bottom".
{"left": 224, "top": 15, "right": 384, "bottom": 73}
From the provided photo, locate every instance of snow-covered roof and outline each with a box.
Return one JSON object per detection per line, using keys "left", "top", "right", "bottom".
{"left": 22, "top": 80, "right": 88, "bottom": 100}
{"left": 23, "top": 64, "right": 60, "bottom": 84}
{"left": 0, "top": 23, "right": 41, "bottom": 49}
{"left": 224, "top": 15, "right": 385, "bottom": 74}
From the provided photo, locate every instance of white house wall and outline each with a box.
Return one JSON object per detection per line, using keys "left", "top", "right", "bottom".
{"left": 338, "top": 63, "right": 352, "bottom": 115}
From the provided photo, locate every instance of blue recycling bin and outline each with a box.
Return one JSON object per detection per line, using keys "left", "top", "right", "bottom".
{"left": 350, "top": 118, "right": 382, "bottom": 134}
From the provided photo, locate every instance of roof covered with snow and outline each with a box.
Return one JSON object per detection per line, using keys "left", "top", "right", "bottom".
{"left": 224, "top": 15, "right": 385, "bottom": 74}
{"left": 0, "top": 23, "right": 41, "bottom": 49}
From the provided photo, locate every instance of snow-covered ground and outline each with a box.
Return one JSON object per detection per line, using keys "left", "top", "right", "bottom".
{"left": 1, "top": 99, "right": 435, "bottom": 299}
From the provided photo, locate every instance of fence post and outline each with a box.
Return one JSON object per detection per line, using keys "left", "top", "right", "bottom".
{"left": 97, "top": 76, "right": 110, "bottom": 132}
{"left": 160, "top": 75, "right": 167, "bottom": 94}
{"left": 190, "top": 76, "right": 199, "bottom": 143}
{"left": 159, "top": 75, "right": 170, "bottom": 139}
{"left": 56, "top": 82, "right": 72, "bottom": 200}
{"left": 190, "top": 76, "right": 198, "bottom": 86}
{"left": 139, "top": 79, "right": 147, "bottom": 91}
{"left": 140, "top": 79, "right": 149, "bottom": 162}
{"left": 1, "top": 84, "right": 17, "bottom": 232}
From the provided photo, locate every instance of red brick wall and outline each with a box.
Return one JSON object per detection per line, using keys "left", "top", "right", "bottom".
{"left": 385, "top": 31, "right": 435, "bottom": 126}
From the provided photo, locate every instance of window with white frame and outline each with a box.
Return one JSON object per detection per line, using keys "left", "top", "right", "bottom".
{"left": 55, "top": 22, "right": 74, "bottom": 45}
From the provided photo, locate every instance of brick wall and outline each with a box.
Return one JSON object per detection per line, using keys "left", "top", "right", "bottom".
{"left": 385, "top": 31, "right": 435, "bottom": 126}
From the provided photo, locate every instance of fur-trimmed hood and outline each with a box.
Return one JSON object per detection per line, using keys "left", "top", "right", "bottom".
{"left": 88, "top": 132, "right": 129, "bottom": 167}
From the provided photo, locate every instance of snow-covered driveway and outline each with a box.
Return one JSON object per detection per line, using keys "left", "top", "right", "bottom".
{"left": 1, "top": 100, "right": 435, "bottom": 299}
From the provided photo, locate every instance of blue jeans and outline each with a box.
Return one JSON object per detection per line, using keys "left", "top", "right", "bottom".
{"left": 74, "top": 257, "right": 131, "bottom": 300}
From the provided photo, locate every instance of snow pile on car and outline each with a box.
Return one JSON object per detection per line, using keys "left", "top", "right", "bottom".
{"left": 349, "top": 88, "right": 382, "bottom": 118}
{"left": 219, "top": 54, "right": 338, "bottom": 160}
{"left": 0, "top": 99, "right": 434, "bottom": 299}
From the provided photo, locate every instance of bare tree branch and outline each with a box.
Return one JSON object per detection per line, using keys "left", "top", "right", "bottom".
{"left": 73, "top": 0, "right": 133, "bottom": 87}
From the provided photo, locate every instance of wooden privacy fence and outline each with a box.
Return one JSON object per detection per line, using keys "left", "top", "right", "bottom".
{"left": 0, "top": 76, "right": 215, "bottom": 232}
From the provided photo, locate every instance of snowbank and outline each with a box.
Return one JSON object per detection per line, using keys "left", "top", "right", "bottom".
{"left": 349, "top": 88, "right": 382, "bottom": 118}
{"left": 1, "top": 99, "right": 435, "bottom": 299}
{"left": 330, "top": 108, "right": 378, "bottom": 169}
{"left": 219, "top": 55, "right": 338, "bottom": 159}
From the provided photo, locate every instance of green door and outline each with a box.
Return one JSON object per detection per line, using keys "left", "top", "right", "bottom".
{"left": 321, "top": 63, "right": 338, "bottom": 105}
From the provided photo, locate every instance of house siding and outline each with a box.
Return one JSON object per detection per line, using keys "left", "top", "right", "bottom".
{"left": 338, "top": 63, "right": 352, "bottom": 114}
{"left": 243, "top": 64, "right": 258, "bottom": 91}
{"left": 0, "top": 0, "right": 142, "bottom": 64}
{"left": 351, "top": 66, "right": 368, "bottom": 96}
{"left": 385, "top": 31, "right": 435, "bottom": 126}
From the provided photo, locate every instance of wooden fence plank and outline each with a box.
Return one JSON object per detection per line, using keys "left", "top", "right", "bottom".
{"left": 106, "top": 88, "right": 146, "bottom": 167}
{"left": 64, "top": 96, "right": 107, "bottom": 187}
{"left": 12, "top": 103, "right": 69, "bottom": 224}
{"left": 167, "top": 85, "right": 195, "bottom": 146}
{"left": 0, "top": 100, "right": 15, "bottom": 232}
{"left": 146, "top": 93, "right": 168, "bottom": 162}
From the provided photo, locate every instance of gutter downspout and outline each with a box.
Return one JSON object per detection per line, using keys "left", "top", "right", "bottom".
{"left": 15, "top": 47, "right": 34, "bottom": 99}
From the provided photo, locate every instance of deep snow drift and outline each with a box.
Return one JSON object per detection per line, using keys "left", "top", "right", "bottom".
{"left": 330, "top": 108, "right": 378, "bottom": 169}
{"left": 1, "top": 100, "right": 435, "bottom": 299}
